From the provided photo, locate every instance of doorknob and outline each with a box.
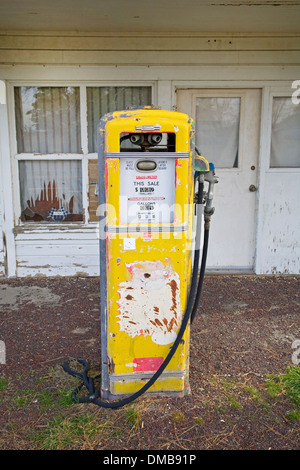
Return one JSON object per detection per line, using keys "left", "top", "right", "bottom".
{"left": 249, "top": 184, "right": 257, "bottom": 192}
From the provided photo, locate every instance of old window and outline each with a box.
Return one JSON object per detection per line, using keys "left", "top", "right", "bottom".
{"left": 15, "top": 86, "right": 81, "bottom": 154}
{"left": 270, "top": 97, "right": 300, "bottom": 168}
{"left": 14, "top": 85, "right": 152, "bottom": 224}
{"left": 87, "top": 86, "right": 152, "bottom": 153}
{"left": 15, "top": 86, "right": 83, "bottom": 222}
{"left": 19, "top": 160, "right": 82, "bottom": 222}
{"left": 86, "top": 86, "right": 152, "bottom": 222}
{"left": 195, "top": 97, "right": 241, "bottom": 168}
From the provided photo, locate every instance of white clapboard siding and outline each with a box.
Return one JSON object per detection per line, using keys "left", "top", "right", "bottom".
{"left": 0, "top": 232, "right": 4, "bottom": 276}
{"left": 0, "top": 171, "right": 5, "bottom": 276}
{"left": 0, "top": 32, "right": 299, "bottom": 66}
{"left": 15, "top": 238, "right": 99, "bottom": 276}
{"left": 257, "top": 173, "right": 300, "bottom": 275}
{"left": 1, "top": 49, "right": 299, "bottom": 66}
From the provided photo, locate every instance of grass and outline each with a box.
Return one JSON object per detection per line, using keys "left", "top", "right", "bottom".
{"left": 171, "top": 410, "right": 186, "bottom": 423}
{"left": 282, "top": 366, "right": 300, "bottom": 408}
{"left": 11, "top": 388, "right": 38, "bottom": 409}
{"left": 264, "top": 366, "right": 300, "bottom": 422}
{"left": 266, "top": 366, "right": 300, "bottom": 406}
{"left": 1, "top": 364, "right": 300, "bottom": 449}
{"left": 125, "top": 406, "right": 141, "bottom": 426}
{"left": 226, "top": 393, "right": 242, "bottom": 410}
{"left": 0, "top": 377, "right": 9, "bottom": 392}
{"left": 33, "top": 413, "right": 102, "bottom": 450}
{"left": 33, "top": 407, "right": 129, "bottom": 450}
{"left": 194, "top": 416, "right": 204, "bottom": 426}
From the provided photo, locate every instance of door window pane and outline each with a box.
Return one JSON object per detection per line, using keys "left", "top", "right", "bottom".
{"left": 195, "top": 97, "right": 240, "bottom": 168}
{"left": 15, "top": 86, "right": 81, "bottom": 154}
{"left": 19, "top": 160, "right": 83, "bottom": 222}
{"left": 270, "top": 97, "right": 300, "bottom": 168}
{"left": 87, "top": 86, "right": 152, "bottom": 152}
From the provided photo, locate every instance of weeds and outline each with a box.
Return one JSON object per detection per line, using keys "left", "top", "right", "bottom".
{"left": 265, "top": 366, "right": 300, "bottom": 408}
{"left": 0, "top": 377, "right": 8, "bottom": 392}
{"left": 1, "top": 364, "right": 300, "bottom": 450}
{"left": 282, "top": 366, "right": 300, "bottom": 408}
{"left": 194, "top": 416, "right": 204, "bottom": 426}
{"left": 226, "top": 393, "right": 242, "bottom": 410}
{"left": 11, "top": 388, "right": 38, "bottom": 409}
{"left": 286, "top": 410, "right": 300, "bottom": 422}
{"left": 171, "top": 410, "right": 186, "bottom": 423}
{"left": 125, "top": 406, "right": 141, "bottom": 426}
{"left": 33, "top": 412, "right": 122, "bottom": 450}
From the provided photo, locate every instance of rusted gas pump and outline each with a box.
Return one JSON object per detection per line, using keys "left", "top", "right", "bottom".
{"left": 63, "top": 107, "right": 218, "bottom": 408}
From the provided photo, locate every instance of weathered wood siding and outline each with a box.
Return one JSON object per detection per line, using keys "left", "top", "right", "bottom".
{"left": 0, "top": 203, "right": 5, "bottom": 276}
{"left": 0, "top": 32, "right": 299, "bottom": 66}
{"left": 0, "top": 32, "right": 299, "bottom": 276}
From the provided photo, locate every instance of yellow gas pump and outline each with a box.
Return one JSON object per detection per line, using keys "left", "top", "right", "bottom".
{"left": 63, "top": 106, "right": 218, "bottom": 409}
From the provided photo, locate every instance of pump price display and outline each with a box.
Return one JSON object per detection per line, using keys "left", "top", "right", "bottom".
{"left": 120, "top": 157, "right": 175, "bottom": 224}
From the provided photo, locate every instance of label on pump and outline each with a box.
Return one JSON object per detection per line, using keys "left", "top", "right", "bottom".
{"left": 120, "top": 157, "right": 175, "bottom": 224}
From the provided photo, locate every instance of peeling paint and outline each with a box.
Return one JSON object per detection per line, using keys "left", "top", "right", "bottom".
{"left": 117, "top": 260, "right": 181, "bottom": 345}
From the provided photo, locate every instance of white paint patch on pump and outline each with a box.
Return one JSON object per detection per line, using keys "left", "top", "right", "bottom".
{"left": 117, "top": 260, "right": 181, "bottom": 345}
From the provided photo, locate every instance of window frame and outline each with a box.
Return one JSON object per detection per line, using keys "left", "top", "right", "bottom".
{"left": 267, "top": 89, "right": 300, "bottom": 171}
{"left": 176, "top": 88, "right": 249, "bottom": 173}
{"left": 8, "top": 81, "right": 156, "bottom": 228}
{"left": 194, "top": 95, "right": 242, "bottom": 169}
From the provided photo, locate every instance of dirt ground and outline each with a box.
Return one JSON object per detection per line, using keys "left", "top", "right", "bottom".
{"left": 0, "top": 274, "right": 299, "bottom": 451}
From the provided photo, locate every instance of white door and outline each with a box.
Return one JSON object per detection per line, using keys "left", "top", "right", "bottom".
{"left": 177, "top": 89, "right": 261, "bottom": 271}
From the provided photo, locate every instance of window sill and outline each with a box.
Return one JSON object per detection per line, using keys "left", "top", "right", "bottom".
{"left": 14, "top": 222, "right": 98, "bottom": 237}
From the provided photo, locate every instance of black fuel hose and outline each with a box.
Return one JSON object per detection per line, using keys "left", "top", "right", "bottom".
{"left": 190, "top": 227, "right": 209, "bottom": 325}
{"left": 62, "top": 178, "right": 208, "bottom": 409}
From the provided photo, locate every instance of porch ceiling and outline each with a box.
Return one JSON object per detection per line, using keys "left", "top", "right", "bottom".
{"left": 0, "top": 0, "right": 300, "bottom": 34}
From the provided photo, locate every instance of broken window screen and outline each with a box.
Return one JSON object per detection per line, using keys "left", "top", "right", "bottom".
{"left": 14, "top": 86, "right": 81, "bottom": 154}
{"left": 195, "top": 97, "right": 240, "bottom": 168}
{"left": 87, "top": 86, "right": 152, "bottom": 153}
{"left": 19, "top": 160, "right": 83, "bottom": 222}
{"left": 270, "top": 97, "right": 300, "bottom": 168}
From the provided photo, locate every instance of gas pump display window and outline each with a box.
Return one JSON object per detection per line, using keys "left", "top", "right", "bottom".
{"left": 120, "top": 132, "right": 176, "bottom": 152}
{"left": 120, "top": 157, "right": 175, "bottom": 225}
{"left": 118, "top": 132, "right": 176, "bottom": 224}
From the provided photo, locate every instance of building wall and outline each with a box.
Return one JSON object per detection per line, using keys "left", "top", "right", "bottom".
{"left": 0, "top": 31, "right": 299, "bottom": 67}
{"left": 0, "top": 192, "right": 5, "bottom": 276}
{"left": 0, "top": 32, "right": 299, "bottom": 277}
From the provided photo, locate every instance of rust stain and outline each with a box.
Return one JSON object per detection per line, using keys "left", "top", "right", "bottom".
{"left": 168, "top": 279, "right": 178, "bottom": 318}
{"left": 108, "top": 356, "right": 115, "bottom": 374}
{"left": 168, "top": 317, "right": 177, "bottom": 332}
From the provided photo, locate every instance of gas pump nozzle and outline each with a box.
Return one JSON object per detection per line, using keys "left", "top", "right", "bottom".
{"left": 204, "top": 165, "right": 219, "bottom": 229}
